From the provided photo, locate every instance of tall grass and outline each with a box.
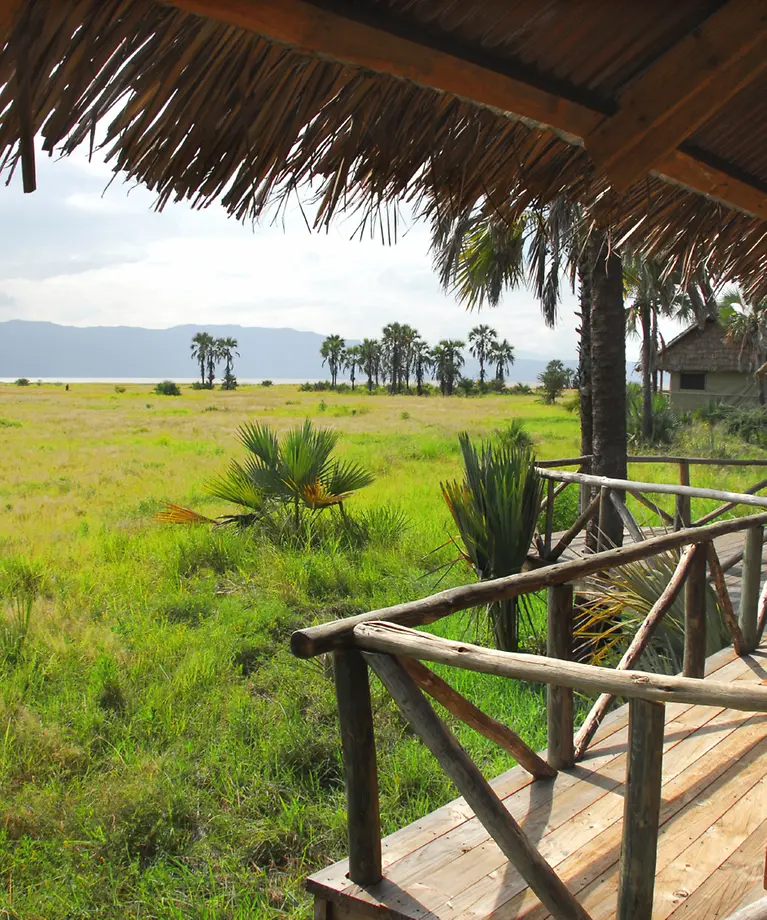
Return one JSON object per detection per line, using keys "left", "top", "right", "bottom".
{"left": 0, "top": 382, "right": 762, "bottom": 919}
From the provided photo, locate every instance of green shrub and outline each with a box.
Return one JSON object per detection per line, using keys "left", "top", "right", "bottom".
{"left": 14, "top": 377, "right": 30, "bottom": 387}
{"left": 154, "top": 380, "right": 181, "bottom": 396}
{"left": 114, "top": 385, "right": 126, "bottom": 394}
{"left": 722, "top": 406, "right": 767, "bottom": 446}
{"left": 261, "top": 379, "right": 274, "bottom": 387}
{"left": 442, "top": 434, "right": 542, "bottom": 651}
{"left": 300, "top": 381, "right": 332, "bottom": 392}
{"left": 0, "top": 417, "right": 22, "bottom": 428}
{"left": 494, "top": 419, "right": 533, "bottom": 450}
{"left": 563, "top": 390, "right": 580, "bottom": 414}
{"left": 626, "top": 384, "right": 680, "bottom": 446}
{"left": 456, "top": 377, "right": 477, "bottom": 396}
{"left": 509, "top": 382, "right": 533, "bottom": 395}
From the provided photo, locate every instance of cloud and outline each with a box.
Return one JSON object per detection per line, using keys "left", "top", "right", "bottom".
{"left": 0, "top": 146, "right": 651, "bottom": 360}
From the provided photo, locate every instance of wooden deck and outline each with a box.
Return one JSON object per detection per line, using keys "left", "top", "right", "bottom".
{"left": 308, "top": 530, "right": 767, "bottom": 920}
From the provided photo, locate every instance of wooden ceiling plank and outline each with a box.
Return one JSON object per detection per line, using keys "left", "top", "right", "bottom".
{"left": 587, "top": 1, "right": 767, "bottom": 191}
{"left": 0, "top": 0, "right": 24, "bottom": 36}
{"left": 162, "top": 0, "right": 767, "bottom": 221}
{"left": 609, "top": 37, "right": 767, "bottom": 193}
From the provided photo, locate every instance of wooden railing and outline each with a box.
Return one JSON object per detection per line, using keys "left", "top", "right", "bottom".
{"left": 535, "top": 453, "right": 767, "bottom": 561}
{"left": 292, "top": 491, "right": 767, "bottom": 920}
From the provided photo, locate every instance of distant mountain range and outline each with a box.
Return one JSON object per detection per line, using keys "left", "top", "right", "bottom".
{"left": 0, "top": 320, "right": 587, "bottom": 383}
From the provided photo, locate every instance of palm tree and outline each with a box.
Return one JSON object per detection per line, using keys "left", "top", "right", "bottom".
{"left": 411, "top": 336, "right": 432, "bottom": 395}
{"left": 624, "top": 255, "right": 689, "bottom": 439}
{"left": 402, "top": 325, "right": 419, "bottom": 391}
{"left": 432, "top": 213, "right": 526, "bottom": 312}
{"left": 217, "top": 336, "right": 239, "bottom": 390}
{"left": 320, "top": 334, "right": 345, "bottom": 387}
{"left": 488, "top": 339, "right": 515, "bottom": 382}
{"left": 190, "top": 332, "right": 214, "bottom": 387}
{"left": 359, "top": 338, "right": 379, "bottom": 392}
{"left": 381, "top": 322, "right": 411, "bottom": 393}
{"left": 432, "top": 204, "right": 627, "bottom": 547}
{"left": 468, "top": 325, "right": 497, "bottom": 384}
{"left": 719, "top": 288, "right": 767, "bottom": 405}
{"left": 344, "top": 345, "right": 362, "bottom": 391}
{"left": 208, "top": 420, "right": 375, "bottom": 530}
{"left": 431, "top": 340, "right": 465, "bottom": 395}
{"left": 206, "top": 340, "right": 221, "bottom": 389}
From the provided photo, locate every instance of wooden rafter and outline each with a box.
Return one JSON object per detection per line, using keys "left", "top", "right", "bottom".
{"left": 163, "top": 0, "right": 767, "bottom": 222}
{"left": 0, "top": 0, "right": 23, "bottom": 35}
{"left": 586, "top": 2, "right": 767, "bottom": 193}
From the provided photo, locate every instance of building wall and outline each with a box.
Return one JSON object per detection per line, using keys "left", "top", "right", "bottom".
{"left": 668, "top": 370, "right": 759, "bottom": 411}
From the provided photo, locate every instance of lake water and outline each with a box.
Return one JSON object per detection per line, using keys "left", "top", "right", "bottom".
{"left": 0, "top": 377, "right": 329, "bottom": 385}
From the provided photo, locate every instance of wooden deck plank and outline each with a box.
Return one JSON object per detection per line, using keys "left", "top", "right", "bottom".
{"left": 426, "top": 700, "right": 748, "bottom": 912}
{"left": 308, "top": 650, "right": 748, "bottom": 912}
{"left": 664, "top": 819, "right": 767, "bottom": 920}
{"left": 437, "top": 706, "right": 767, "bottom": 920}
{"left": 307, "top": 645, "right": 745, "bottom": 901}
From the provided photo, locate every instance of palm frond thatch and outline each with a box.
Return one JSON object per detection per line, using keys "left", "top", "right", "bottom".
{"left": 2, "top": 1, "right": 767, "bottom": 301}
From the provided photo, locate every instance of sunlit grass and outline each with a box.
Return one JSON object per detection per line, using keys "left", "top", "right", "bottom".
{"left": 0, "top": 381, "right": 765, "bottom": 919}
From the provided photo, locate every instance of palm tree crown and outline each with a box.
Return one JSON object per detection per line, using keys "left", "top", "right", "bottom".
{"left": 190, "top": 332, "right": 215, "bottom": 387}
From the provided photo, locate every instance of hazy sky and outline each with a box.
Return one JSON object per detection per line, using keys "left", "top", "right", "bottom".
{"left": 0, "top": 146, "right": 657, "bottom": 360}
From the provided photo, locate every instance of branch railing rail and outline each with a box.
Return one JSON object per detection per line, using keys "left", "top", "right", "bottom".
{"left": 293, "top": 498, "right": 767, "bottom": 920}
{"left": 534, "top": 453, "right": 767, "bottom": 560}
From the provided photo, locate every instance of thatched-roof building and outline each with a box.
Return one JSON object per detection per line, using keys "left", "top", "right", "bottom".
{"left": 658, "top": 318, "right": 760, "bottom": 410}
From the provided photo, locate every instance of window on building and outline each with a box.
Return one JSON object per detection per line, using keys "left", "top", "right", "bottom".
{"left": 679, "top": 372, "right": 706, "bottom": 391}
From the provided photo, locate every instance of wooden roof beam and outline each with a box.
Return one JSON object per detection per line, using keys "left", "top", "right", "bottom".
{"left": 586, "top": 2, "right": 767, "bottom": 194}
{"left": 0, "top": 0, "right": 23, "bottom": 36}
{"left": 162, "top": 0, "right": 767, "bottom": 221}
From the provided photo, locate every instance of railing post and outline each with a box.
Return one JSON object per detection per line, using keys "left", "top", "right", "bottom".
{"left": 617, "top": 698, "right": 665, "bottom": 920}
{"left": 333, "top": 649, "right": 382, "bottom": 885}
{"left": 675, "top": 461, "right": 691, "bottom": 530}
{"left": 740, "top": 524, "right": 764, "bottom": 653}
{"left": 547, "top": 583, "right": 574, "bottom": 770}
{"left": 597, "top": 486, "right": 610, "bottom": 552}
{"left": 544, "top": 478, "right": 555, "bottom": 557}
{"left": 578, "top": 460, "right": 591, "bottom": 516}
{"left": 683, "top": 543, "right": 707, "bottom": 679}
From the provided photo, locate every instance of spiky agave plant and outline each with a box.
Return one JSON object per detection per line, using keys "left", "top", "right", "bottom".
{"left": 442, "top": 433, "right": 542, "bottom": 652}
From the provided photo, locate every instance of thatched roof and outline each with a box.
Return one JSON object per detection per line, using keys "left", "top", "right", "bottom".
{"left": 2, "top": 1, "right": 767, "bottom": 295}
{"left": 658, "top": 319, "right": 750, "bottom": 374}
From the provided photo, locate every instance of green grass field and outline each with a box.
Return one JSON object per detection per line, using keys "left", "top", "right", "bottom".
{"left": 1, "top": 382, "right": 765, "bottom": 920}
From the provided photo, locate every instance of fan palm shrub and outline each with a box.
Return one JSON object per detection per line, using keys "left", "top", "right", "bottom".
{"left": 577, "top": 549, "right": 729, "bottom": 673}
{"left": 207, "top": 420, "right": 374, "bottom": 528}
{"left": 442, "top": 433, "right": 542, "bottom": 652}
{"left": 158, "top": 421, "right": 376, "bottom": 546}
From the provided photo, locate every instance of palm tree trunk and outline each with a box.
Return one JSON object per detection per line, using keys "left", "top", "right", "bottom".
{"left": 577, "top": 258, "right": 593, "bottom": 462}
{"left": 641, "top": 301, "right": 653, "bottom": 440}
{"left": 651, "top": 308, "right": 659, "bottom": 394}
{"left": 589, "top": 232, "right": 627, "bottom": 549}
